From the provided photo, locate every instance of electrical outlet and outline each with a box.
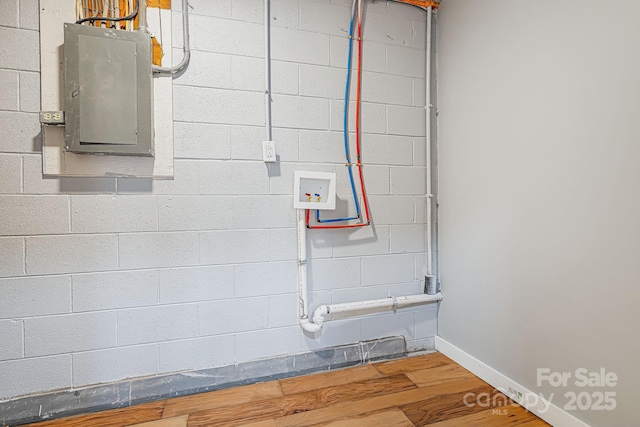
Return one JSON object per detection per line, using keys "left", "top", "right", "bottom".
{"left": 40, "top": 111, "right": 65, "bottom": 125}
{"left": 263, "top": 140, "right": 276, "bottom": 163}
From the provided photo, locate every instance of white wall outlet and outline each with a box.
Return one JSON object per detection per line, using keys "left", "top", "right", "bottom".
{"left": 262, "top": 140, "right": 276, "bottom": 163}
{"left": 39, "top": 111, "right": 65, "bottom": 125}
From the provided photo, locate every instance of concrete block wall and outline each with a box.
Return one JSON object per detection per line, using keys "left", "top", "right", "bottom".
{"left": 0, "top": 0, "right": 436, "bottom": 401}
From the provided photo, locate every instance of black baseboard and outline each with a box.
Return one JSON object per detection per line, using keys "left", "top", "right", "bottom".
{"left": 1, "top": 336, "right": 407, "bottom": 426}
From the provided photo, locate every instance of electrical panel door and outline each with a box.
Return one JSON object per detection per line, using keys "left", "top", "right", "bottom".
{"left": 64, "top": 24, "right": 154, "bottom": 156}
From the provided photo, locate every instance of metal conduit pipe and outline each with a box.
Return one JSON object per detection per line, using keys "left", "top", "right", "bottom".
{"left": 425, "top": 5, "right": 436, "bottom": 294}
{"left": 264, "top": 0, "right": 273, "bottom": 141}
{"left": 152, "top": 0, "right": 191, "bottom": 74}
{"left": 138, "top": 0, "right": 148, "bottom": 32}
{"left": 388, "top": 1, "right": 438, "bottom": 294}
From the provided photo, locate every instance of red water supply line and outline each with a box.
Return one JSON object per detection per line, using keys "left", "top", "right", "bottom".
{"left": 307, "top": 0, "right": 370, "bottom": 230}
{"left": 354, "top": 0, "right": 370, "bottom": 225}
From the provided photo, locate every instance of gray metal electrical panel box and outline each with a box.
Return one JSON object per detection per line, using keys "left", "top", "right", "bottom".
{"left": 64, "top": 23, "right": 154, "bottom": 156}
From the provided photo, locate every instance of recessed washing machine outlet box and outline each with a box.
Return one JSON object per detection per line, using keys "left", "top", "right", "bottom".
{"left": 293, "top": 171, "right": 336, "bottom": 210}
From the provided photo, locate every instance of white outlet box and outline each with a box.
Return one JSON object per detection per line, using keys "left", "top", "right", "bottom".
{"left": 293, "top": 171, "right": 337, "bottom": 210}
{"left": 263, "top": 140, "right": 276, "bottom": 162}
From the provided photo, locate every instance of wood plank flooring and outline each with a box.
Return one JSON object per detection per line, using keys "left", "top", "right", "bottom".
{"left": 22, "top": 352, "right": 550, "bottom": 427}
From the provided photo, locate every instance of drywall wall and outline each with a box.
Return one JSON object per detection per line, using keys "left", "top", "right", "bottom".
{"left": 0, "top": 0, "right": 435, "bottom": 400}
{"left": 437, "top": 1, "right": 640, "bottom": 426}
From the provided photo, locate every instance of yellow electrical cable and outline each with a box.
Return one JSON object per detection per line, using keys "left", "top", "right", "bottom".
{"left": 394, "top": 0, "right": 439, "bottom": 10}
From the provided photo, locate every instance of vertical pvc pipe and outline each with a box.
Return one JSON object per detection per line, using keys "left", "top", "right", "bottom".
{"left": 297, "top": 209, "right": 307, "bottom": 319}
{"left": 425, "top": 5, "right": 435, "bottom": 292}
{"left": 264, "top": 0, "right": 273, "bottom": 141}
{"left": 298, "top": 209, "right": 323, "bottom": 333}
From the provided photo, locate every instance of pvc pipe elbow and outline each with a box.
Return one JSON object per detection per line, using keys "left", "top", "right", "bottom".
{"left": 299, "top": 305, "right": 329, "bottom": 333}
{"left": 300, "top": 319, "right": 322, "bottom": 333}
{"left": 312, "top": 306, "right": 328, "bottom": 327}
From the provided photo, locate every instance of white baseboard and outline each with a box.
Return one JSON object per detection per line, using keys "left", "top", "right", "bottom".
{"left": 435, "top": 337, "right": 591, "bottom": 427}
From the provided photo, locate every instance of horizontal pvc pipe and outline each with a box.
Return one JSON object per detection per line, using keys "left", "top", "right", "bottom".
{"left": 309, "top": 292, "right": 443, "bottom": 330}
{"left": 329, "top": 293, "right": 442, "bottom": 314}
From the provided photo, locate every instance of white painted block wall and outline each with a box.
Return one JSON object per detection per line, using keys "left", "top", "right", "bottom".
{"left": 0, "top": 0, "right": 436, "bottom": 400}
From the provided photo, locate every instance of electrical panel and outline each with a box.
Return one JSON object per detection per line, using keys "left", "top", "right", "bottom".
{"left": 63, "top": 23, "right": 154, "bottom": 156}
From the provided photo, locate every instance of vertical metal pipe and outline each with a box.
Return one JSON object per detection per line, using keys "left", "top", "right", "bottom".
{"left": 425, "top": 5, "right": 435, "bottom": 293}
{"left": 264, "top": 0, "right": 273, "bottom": 141}
{"left": 138, "top": 0, "right": 148, "bottom": 32}
{"left": 152, "top": 0, "right": 191, "bottom": 74}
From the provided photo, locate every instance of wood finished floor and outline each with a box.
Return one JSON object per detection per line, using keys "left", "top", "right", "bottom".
{"left": 23, "top": 353, "right": 550, "bottom": 427}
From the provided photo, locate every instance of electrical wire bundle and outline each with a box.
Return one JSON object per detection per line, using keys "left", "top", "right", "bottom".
{"left": 307, "top": 0, "right": 371, "bottom": 230}
{"left": 75, "top": 0, "right": 138, "bottom": 30}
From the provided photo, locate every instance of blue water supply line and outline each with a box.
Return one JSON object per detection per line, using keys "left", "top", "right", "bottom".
{"left": 316, "top": 5, "right": 361, "bottom": 224}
